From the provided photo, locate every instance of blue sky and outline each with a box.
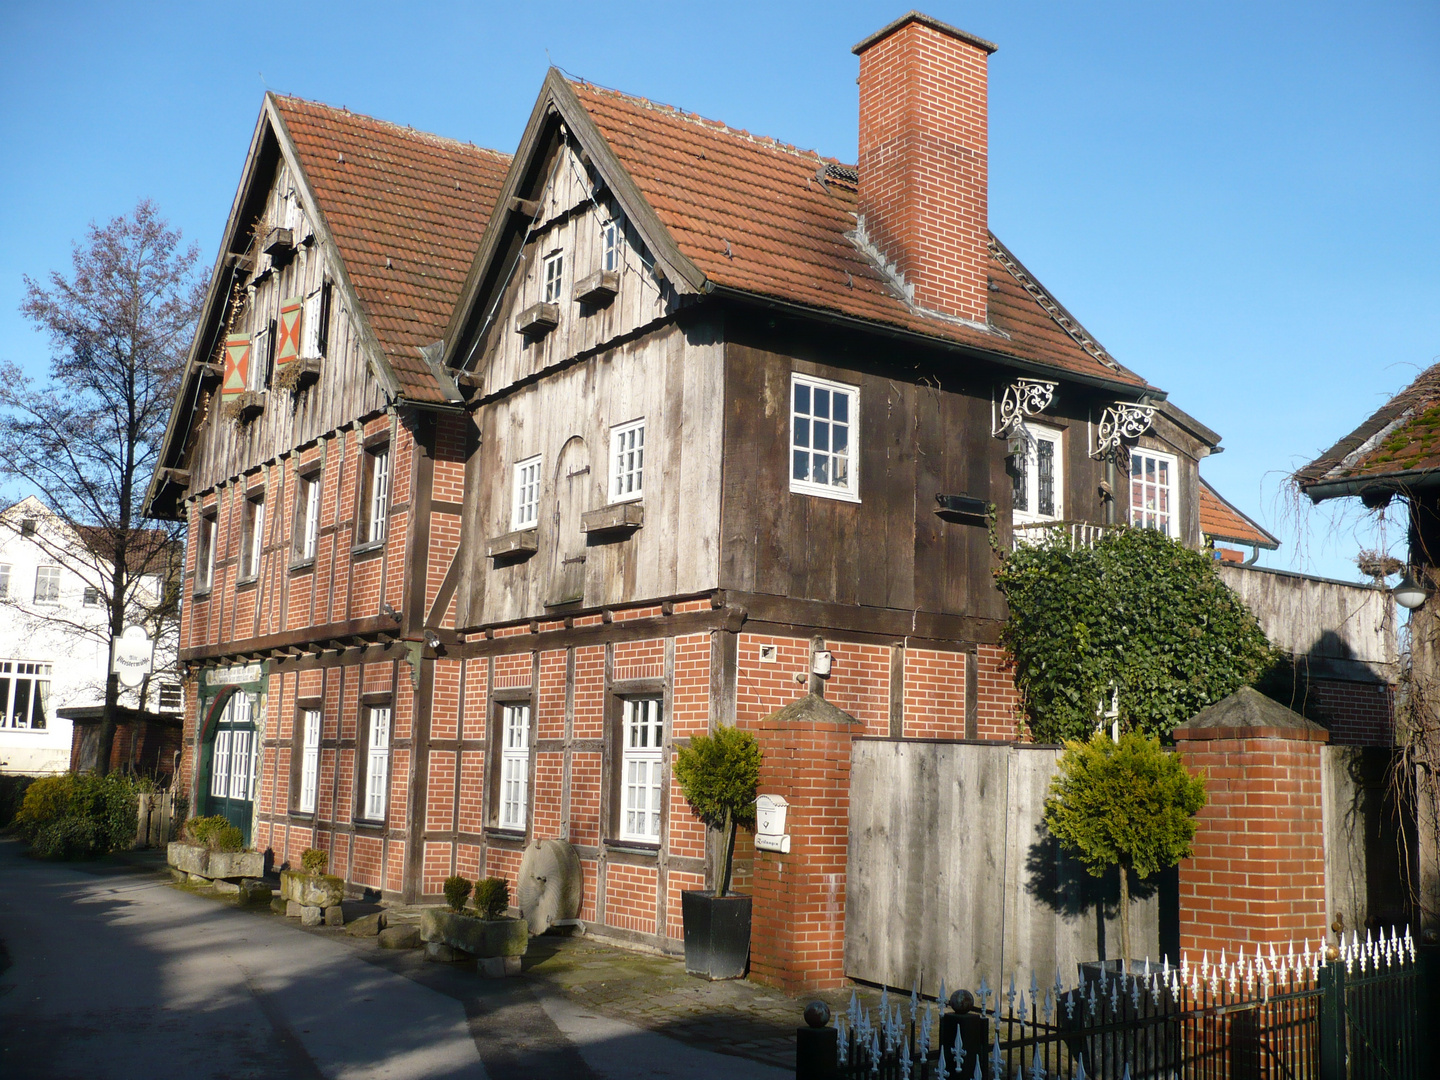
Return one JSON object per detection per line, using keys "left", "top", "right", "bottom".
{"left": 2, "top": 2, "right": 1436, "bottom": 581}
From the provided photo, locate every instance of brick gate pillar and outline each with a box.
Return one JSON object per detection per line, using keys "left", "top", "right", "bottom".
{"left": 1172, "top": 687, "right": 1330, "bottom": 959}
{"left": 749, "top": 693, "right": 863, "bottom": 993}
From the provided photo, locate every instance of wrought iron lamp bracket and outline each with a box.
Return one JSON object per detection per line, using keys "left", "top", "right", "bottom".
{"left": 992, "top": 379, "right": 1057, "bottom": 439}
{"left": 1091, "top": 401, "right": 1156, "bottom": 460}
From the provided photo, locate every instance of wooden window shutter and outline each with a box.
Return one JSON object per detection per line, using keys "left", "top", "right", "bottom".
{"left": 276, "top": 297, "right": 303, "bottom": 368}
{"left": 222, "top": 334, "right": 252, "bottom": 397}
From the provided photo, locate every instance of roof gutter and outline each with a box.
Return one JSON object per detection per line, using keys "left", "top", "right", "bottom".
{"left": 704, "top": 284, "right": 1165, "bottom": 401}
{"left": 1302, "top": 468, "right": 1440, "bottom": 504}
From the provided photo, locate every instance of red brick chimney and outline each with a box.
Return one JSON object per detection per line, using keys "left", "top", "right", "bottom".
{"left": 854, "top": 13, "right": 997, "bottom": 325}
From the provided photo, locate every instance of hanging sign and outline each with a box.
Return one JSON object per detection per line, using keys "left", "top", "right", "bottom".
{"left": 112, "top": 624, "right": 154, "bottom": 689}
{"left": 222, "top": 333, "right": 252, "bottom": 397}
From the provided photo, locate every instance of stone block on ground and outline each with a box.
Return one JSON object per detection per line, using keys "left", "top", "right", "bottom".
{"left": 270, "top": 896, "right": 288, "bottom": 915}
{"left": 208, "top": 851, "right": 264, "bottom": 880}
{"left": 169, "top": 868, "right": 188, "bottom": 884}
{"left": 324, "top": 905, "right": 343, "bottom": 926}
{"left": 237, "top": 879, "right": 272, "bottom": 905}
{"left": 279, "top": 870, "right": 346, "bottom": 908}
{"left": 213, "top": 879, "right": 240, "bottom": 895}
{"left": 345, "top": 912, "right": 385, "bottom": 937}
{"left": 421, "top": 909, "right": 529, "bottom": 956}
{"left": 286, "top": 900, "right": 302, "bottom": 918}
{"left": 300, "top": 905, "right": 323, "bottom": 927}
{"left": 167, "top": 841, "right": 209, "bottom": 877}
{"left": 478, "top": 955, "right": 522, "bottom": 978}
{"left": 188, "top": 873, "right": 212, "bottom": 886}
{"left": 378, "top": 925, "right": 421, "bottom": 950}
{"left": 425, "top": 942, "right": 469, "bottom": 963}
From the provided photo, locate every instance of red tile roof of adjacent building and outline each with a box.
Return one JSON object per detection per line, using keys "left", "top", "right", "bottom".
{"left": 570, "top": 81, "right": 1152, "bottom": 391}
{"left": 272, "top": 96, "right": 511, "bottom": 403}
{"left": 1296, "top": 360, "right": 1440, "bottom": 495}
{"left": 1200, "top": 478, "right": 1279, "bottom": 550}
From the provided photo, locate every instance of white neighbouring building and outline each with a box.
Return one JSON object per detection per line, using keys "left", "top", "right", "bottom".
{"left": 0, "top": 497, "right": 181, "bottom": 776}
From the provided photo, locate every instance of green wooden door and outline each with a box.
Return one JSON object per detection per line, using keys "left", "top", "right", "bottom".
{"left": 200, "top": 691, "right": 257, "bottom": 845}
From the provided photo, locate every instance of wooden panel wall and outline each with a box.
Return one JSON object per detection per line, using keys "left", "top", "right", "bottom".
{"left": 457, "top": 320, "right": 724, "bottom": 628}
{"left": 186, "top": 156, "right": 389, "bottom": 495}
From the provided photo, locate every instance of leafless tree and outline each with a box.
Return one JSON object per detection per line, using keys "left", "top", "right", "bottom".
{"left": 3, "top": 200, "right": 203, "bottom": 773}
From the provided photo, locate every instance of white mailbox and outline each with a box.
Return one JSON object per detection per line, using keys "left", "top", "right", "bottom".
{"left": 755, "top": 793, "right": 791, "bottom": 854}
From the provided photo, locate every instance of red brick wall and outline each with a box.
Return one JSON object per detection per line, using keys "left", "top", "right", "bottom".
{"left": 976, "top": 644, "right": 1022, "bottom": 739}
{"left": 1311, "top": 678, "right": 1394, "bottom": 747}
{"left": 856, "top": 15, "right": 991, "bottom": 323}
{"left": 1174, "top": 725, "right": 1329, "bottom": 958}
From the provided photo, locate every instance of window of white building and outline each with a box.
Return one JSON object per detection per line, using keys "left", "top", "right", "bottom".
{"left": 0, "top": 661, "right": 51, "bottom": 730}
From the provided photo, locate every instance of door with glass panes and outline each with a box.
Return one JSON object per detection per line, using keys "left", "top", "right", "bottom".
{"left": 201, "top": 691, "right": 258, "bottom": 844}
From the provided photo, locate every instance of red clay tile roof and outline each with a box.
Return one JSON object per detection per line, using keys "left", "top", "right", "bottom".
{"left": 1296, "top": 361, "right": 1440, "bottom": 494}
{"left": 273, "top": 96, "right": 511, "bottom": 403}
{"left": 1199, "top": 479, "right": 1278, "bottom": 550}
{"left": 570, "top": 81, "right": 1151, "bottom": 391}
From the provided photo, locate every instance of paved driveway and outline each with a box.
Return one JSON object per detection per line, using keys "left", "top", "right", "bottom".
{"left": 0, "top": 841, "right": 787, "bottom": 1079}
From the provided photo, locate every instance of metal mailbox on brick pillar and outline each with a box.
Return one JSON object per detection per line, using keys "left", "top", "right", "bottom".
{"left": 1172, "top": 687, "right": 1330, "bottom": 958}
{"left": 749, "top": 694, "right": 862, "bottom": 993}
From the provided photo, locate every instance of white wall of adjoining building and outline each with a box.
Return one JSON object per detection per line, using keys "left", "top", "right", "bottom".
{"left": 0, "top": 497, "right": 179, "bottom": 775}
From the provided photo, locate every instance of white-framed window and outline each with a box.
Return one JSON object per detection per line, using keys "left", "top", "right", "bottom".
{"left": 241, "top": 494, "right": 264, "bottom": 580}
{"left": 230, "top": 727, "right": 255, "bottom": 803}
{"left": 294, "top": 472, "right": 320, "bottom": 561}
{"left": 1012, "top": 423, "right": 1064, "bottom": 524}
{"left": 298, "top": 708, "right": 321, "bottom": 814}
{"left": 790, "top": 374, "right": 858, "bottom": 501}
{"left": 602, "top": 221, "right": 619, "bottom": 272}
{"left": 250, "top": 322, "right": 272, "bottom": 392}
{"left": 1130, "top": 449, "right": 1177, "bottom": 537}
{"left": 0, "top": 564, "right": 12, "bottom": 599}
{"left": 620, "top": 697, "right": 664, "bottom": 843}
{"left": 362, "top": 446, "right": 390, "bottom": 544}
{"left": 511, "top": 456, "right": 541, "bottom": 530}
{"left": 83, "top": 586, "right": 102, "bottom": 607}
{"left": 196, "top": 512, "right": 216, "bottom": 591}
{"left": 211, "top": 692, "right": 254, "bottom": 799}
{"left": 543, "top": 251, "right": 564, "bottom": 304}
{"left": 609, "top": 419, "right": 645, "bottom": 503}
{"left": 499, "top": 703, "right": 530, "bottom": 830}
{"left": 364, "top": 705, "right": 391, "bottom": 820}
{"left": 158, "top": 682, "right": 182, "bottom": 712}
{"left": 33, "top": 565, "right": 61, "bottom": 604}
{"left": 211, "top": 729, "right": 231, "bottom": 797}
{"left": 20, "top": 518, "right": 37, "bottom": 538}
{"left": 0, "top": 661, "right": 51, "bottom": 730}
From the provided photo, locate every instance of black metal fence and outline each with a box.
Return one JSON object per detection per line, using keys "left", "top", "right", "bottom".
{"left": 796, "top": 931, "right": 1426, "bottom": 1080}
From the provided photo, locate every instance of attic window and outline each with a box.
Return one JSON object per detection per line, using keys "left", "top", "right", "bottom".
{"left": 602, "top": 222, "right": 619, "bottom": 272}
{"left": 543, "top": 252, "right": 564, "bottom": 304}
{"left": 20, "top": 519, "right": 37, "bottom": 537}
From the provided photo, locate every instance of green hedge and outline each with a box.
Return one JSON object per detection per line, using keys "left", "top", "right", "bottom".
{"left": 13, "top": 773, "right": 152, "bottom": 859}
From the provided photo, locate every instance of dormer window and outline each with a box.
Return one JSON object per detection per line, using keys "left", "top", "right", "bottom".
{"left": 543, "top": 251, "right": 564, "bottom": 303}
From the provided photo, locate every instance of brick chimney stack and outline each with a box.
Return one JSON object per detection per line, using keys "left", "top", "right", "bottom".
{"left": 854, "top": 13, "right": 997, "bottom": 325}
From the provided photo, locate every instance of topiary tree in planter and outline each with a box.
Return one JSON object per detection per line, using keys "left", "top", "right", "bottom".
{"left": 1044, "top": 731, "right": 1208, "bottom": 963}
{"left": 673, "top": 724, "right": 761, "bottom": 980}
{"left": 674, "top": 724, "right": 761, "bottom": 898}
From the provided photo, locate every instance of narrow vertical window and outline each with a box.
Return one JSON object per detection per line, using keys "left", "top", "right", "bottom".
{"left": 790, "top": 374, "right": 858, "bottom": 500}
{"left": 33, "top": 566, "right": 61, "bottom": 604}
{"left": 197, "top": 512, "right": 216, "bottom": 591}
{"left": 298, "top": 708, "right": 321, "bottom": 814}
{"left": 211, "top": 728, "right": 231, "bottom": 798}
{"left": 364, "top": 447, "right": 390, "bottom": 544}
{"left": 499, "top": 703, "right": 530, "bottom": 830}
{"left": 364, "top": 706, "right": 391, "bottom": 820}
{"left": 609, "top": 419, "right": 645, "bottom": 503}
{"left": 1012, "top": 424, "right": 1064, "bottom": 527}
{"left": 602, "top": 221, "right": 619, "bottom": 272}
{"left": 620, "top": 697, "right": 664, "bottom": 842}
{"left": 543, "top": 252, "right": 564, "bottom": 304}
{"left": 241, "top": 494, "right": 264, "bottom": 580}
{"left": 1130, "top": 450, "right": 1176, "bottom": 537}
{"left": 512, "top": 456, "right": 541, "bottom": 530}
{"left": 0, "top": 564, "right": 10, "bottom": 599}
{"left": 293, "top": 473, "right": 320, "bottom": 562}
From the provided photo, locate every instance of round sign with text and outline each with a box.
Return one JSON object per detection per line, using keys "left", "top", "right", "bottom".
{"left": 113, "top": 624, "right": 154, "bottom": 688}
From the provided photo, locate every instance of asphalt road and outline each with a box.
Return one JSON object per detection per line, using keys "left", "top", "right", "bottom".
{"left": 0, "top": 840, "right": 783, "bottom": 1080}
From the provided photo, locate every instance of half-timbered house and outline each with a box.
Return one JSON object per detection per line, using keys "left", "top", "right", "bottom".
{"left": 149, "top": 13, "right": 1381, "bottom": 989}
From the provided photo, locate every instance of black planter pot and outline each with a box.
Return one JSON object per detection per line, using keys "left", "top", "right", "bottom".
{"left": 681, "top": 890, "right": 752, "bottom": 980}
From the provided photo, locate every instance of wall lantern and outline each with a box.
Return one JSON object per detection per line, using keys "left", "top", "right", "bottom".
{"left": 1392, "top": 572, "right": 1431, "bottom": 611}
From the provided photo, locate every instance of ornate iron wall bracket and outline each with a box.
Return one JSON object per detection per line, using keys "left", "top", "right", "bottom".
{"left": 1091, "top": 402, "right": 1156, "bottom": 460}
{"left": 991, "top": 379, "right": 1056, "bottom": 438}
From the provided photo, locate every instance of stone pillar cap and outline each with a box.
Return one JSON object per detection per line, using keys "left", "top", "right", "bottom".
{"left": 760, "top": 692, "right": 863, "bottom": 728}
{"left": 1172, "top": 686, "right": 1329, "bottom": 743}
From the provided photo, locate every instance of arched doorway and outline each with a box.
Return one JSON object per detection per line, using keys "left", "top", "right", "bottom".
{"left": 199, "top": 689, "right": 258, "bottom": 845}
{"left": 546, "top": 436, "right": 590, "bottom": 607}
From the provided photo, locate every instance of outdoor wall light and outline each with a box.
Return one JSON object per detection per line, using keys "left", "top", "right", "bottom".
{"left": 1392, "top": 572, "right": 1431, "bottom": 611}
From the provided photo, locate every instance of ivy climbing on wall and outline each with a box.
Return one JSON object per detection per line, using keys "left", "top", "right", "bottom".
{"left": 995, "top": 525, "right": 1276, "bottom": 743}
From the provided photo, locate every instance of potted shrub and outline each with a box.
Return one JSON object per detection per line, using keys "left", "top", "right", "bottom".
{"left": 279, "top": 846, "right": 345, "bottom": 916}
{"left": 420, "top": 875, "right": 528, "bottom": 975}
{"left": 673, "top": 724, "right": 762, "bottom": 979}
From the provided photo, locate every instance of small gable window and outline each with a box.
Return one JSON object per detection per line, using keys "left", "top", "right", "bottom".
{"left": 602, "top": 222, "right": 619, "bottom": 273}
{"left": 609, "top": 419, "right": 645, "bottom": 503}
{"left": 512, "top": 455, "right": 542, "bottom": 531}
{"left": 543, "top": 251, "right": 564, "bottom": 304}
{"left": 1012, "top": 423, "right": 1064, "bottom": 526}
{"left": 1130, "top": 449, "right": 1177, "bottom": 537}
